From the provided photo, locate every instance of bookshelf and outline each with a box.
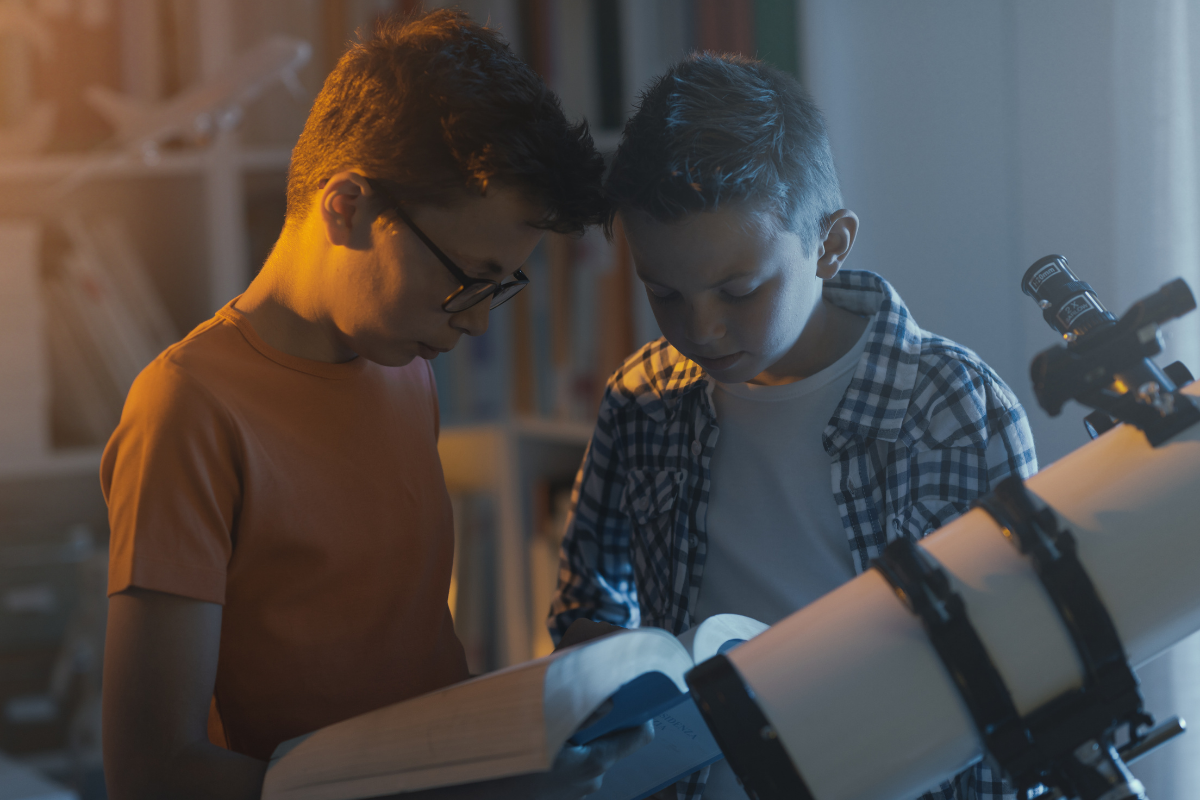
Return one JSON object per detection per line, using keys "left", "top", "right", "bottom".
{"left": 0, "top": 2, "right": 302, "bottom": 488}
{"left": 0, "top": 0, "right": 312, "bottom": 784}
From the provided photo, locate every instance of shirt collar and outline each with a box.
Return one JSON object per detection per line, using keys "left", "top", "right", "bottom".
{"left": 822, "top": 270, "right": 923, "bottom": 447}
{"left": 614, "top": 340, "right": 710, "bottom": 425}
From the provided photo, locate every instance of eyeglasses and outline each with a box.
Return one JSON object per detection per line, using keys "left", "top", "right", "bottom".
{"left": 367, "top": 179, "right": 530, "bottom": 313}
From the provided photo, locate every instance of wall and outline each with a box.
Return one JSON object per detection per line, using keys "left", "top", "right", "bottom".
{"left": 801, "top": 1, "right": 1200, "bottom": 792}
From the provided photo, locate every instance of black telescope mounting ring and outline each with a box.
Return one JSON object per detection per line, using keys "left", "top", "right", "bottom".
{"left": 686, "top": 655, "right": 817, "bottom": 800}
{"left": 973, "top": 477, "right": 1152, "bottom": 796}
{"left": 872, "top": 478, "right": 1154, "bottom": 799}
{"left": 872, "top": 537, "right": 1043, "bottom": 783}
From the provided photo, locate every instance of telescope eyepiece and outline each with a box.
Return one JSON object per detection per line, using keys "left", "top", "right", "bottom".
{"left": 1022, "top": 255, "right": 1117, "bottom": 342}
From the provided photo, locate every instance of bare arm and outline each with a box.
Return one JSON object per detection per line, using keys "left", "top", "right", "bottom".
{"left": 103, "top": 587, "right": 267, "bottom": 800}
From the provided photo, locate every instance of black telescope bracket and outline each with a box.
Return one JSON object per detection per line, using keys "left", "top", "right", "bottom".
{"left": 872, "top": 476, "right": 1186, "bottom": 800}
{"left": 1029, "top": 275, "right": 1199, "bottom": 447}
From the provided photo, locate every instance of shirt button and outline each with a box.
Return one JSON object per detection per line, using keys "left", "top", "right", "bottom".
{"left": 689, "top": 535, "right": 699, "bottom": 547}
{"left": 690, "top": 440, "right": 702, "bottom": 456}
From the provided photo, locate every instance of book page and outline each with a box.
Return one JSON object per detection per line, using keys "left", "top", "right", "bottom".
{"left": 679, "top": 614, "right": 769, "bottom": 663}
{"left": 545, "top": 626, "right": 692, "bottom": 750}
{"left": 264, "top": 661, "right": 553, "bottom": 800}
{"left": 264, "top": 627, "right": 694, "bottom": 800}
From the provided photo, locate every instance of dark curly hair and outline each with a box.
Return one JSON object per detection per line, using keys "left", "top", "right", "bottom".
{"left": 286, "top": 9, "right": 605, "bottom": 234}
{"left": 604, "top": 53, "right": 843, "bottom": 254}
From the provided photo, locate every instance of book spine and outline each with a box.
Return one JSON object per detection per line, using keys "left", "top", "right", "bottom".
{"left": 754, "top": 0, "right": 800, "bottom": 75}
{"left": 592, "top": 216, "right": 636, "bottom": 418}
{"left": 693, "top": 0, "right": 754, "bottom": 56}
{"left": 0, "top": 220, "right": 49, "bottom": 460}
{"left": 593, "top": 0, "right": 624, "bottom": 130}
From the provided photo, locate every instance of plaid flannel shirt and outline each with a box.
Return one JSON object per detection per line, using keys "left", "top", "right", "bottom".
{"left": 549, "top": 270, "right": 1038, "bottom": 800}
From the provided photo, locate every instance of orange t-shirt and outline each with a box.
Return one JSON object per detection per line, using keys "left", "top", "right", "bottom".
{"left": 102, "top": 299, "right": 470, "bottom": 761}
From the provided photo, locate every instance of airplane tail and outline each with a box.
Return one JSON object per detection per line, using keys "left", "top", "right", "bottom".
{"left": 83, "top": 86, "right": 157, "bottom": 144}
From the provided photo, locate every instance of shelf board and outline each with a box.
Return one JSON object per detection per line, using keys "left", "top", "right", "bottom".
{"left": 510, "top": 416, "right": 593, "bottom": 445}
{"left": 0, "top": 448, "right": 104, "bottom": 481}
{"left": 441, "top": 417, "right": 593, "bottom": 446}
{"left": 0, "top": 145, "right": 292, "bottom": 181}
{"left": 438, "top": 417, "right": 592, "bottom": 494}
{"left": 239, "top": 145, "right": 293, "bottom": 171}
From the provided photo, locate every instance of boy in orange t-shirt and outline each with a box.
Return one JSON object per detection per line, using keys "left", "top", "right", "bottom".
{"left": 100, "top": 11, "right": 649, "bottom": 800}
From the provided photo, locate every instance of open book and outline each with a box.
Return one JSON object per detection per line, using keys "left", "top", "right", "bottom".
{"left": 262, "top": 614, "right": 767, "bottom": 800}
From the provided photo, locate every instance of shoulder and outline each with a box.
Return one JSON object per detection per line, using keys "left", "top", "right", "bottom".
{"left": 122, "top": 317, "right": 246, "bottom": 432}
{"left": 601, "top": 337, "right": 705, "bottom": 418}
{"left": 153, "top": 313, "right": 252, "bottom": 379}
{"left": 905, "top": 333, "right": 1024, "bottom": 449}
{"left": 823, "top": 270, "right": 1024, "bottom": 450}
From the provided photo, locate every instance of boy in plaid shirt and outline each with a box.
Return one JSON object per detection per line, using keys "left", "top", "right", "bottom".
{"left": 550, "top": 54, "right": 1036, "bottom": 800}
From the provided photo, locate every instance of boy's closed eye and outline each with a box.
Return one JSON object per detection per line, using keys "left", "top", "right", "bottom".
{"left": 720, "top": 283, "right": 758, "bottom": 300}
{"left": 644, "top": 281, "right": 679, "bottom": 299}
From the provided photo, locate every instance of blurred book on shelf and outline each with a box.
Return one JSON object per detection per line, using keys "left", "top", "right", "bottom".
{"left": 529, "top": 476, "right": 573, "bottom": 659}
{"left": 431, "top": 225, "right": 647, "bottom": 428}
{"left": 27, "top": 0, "right": 121, "bottom": 153}
{"left": 449, "top": 492, "right": 498, "bottom": 676}
{"left": 0, "top": 220, "right": 50, "bottom": 463}
{"left": 42, "top": 215, "right": 178, "bottom": 448}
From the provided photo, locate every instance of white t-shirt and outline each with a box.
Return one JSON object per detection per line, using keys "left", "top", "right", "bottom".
{"left": 695, "top": 320, "right": 871, "bottom": 798}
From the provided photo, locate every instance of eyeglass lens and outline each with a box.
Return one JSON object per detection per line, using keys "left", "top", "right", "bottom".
{"left": 444, "top": 282, "right": 499, "bottom": 313}
{"left": 443, "top": 280, "right": 527, "bottom": 313}
{"left": 488, "top": 281, "right": 527, "bottom": 309}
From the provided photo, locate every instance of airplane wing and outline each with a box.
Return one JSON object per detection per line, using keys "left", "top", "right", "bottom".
{"left": 83, "top": 86, "right": 166, "bottom": 147}
{"left": 82, "top": 35, "right": 312, "bottom": 155}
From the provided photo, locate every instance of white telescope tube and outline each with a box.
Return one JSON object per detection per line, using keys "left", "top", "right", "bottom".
{"left": 726, "top": 380, "right": 1200, "bottom": 800}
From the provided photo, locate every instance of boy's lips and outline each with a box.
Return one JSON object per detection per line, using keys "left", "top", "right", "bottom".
{"left": 690, "top": 351, "right": 744, "bottom": 371}
{"left": 417, "top": 342, "right": 450, "bottom": 359}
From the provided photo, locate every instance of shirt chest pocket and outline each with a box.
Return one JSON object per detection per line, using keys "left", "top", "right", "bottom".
{"left": 619, "top": 468, "right": 685, "bottom": 623}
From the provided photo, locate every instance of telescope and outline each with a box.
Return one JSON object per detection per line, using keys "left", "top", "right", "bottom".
{"left": 685, "top": 261, "right": 1199, "bottom": 800}
{"left": 1021, "top": 255, "right": 1199, "bottom": 444}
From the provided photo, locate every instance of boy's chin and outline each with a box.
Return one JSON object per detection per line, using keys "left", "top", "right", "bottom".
{"left": 690, "top": 352, "right": 762, "bottom": 383}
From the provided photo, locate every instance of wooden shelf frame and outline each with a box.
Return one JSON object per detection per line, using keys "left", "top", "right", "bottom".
{"left": 438, "top": 418, "right": 592, "bottom": 667}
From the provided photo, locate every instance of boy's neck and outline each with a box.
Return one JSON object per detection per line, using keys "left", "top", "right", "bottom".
{"left": 747, "top": 299, "right": 868, "bottom": 387}
{"left": 234, "top": 222, "right": 358, "bottom": 364}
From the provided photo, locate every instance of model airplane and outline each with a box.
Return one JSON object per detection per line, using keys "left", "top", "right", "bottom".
{"left": 84, "top": 34, "right": 311, "bottom": 159}
{"left": 0, "top": 1, "right": 55, "bottom": 158}
{"left": 0, "top": 1, "right": 54, "bottom": 59}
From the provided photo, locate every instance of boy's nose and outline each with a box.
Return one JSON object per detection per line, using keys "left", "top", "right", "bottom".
{"left": 450, "top": 300, "right": 490, "bottom": 337}
{"left": 685, "top": 303, "right": 725, "bottom": 346}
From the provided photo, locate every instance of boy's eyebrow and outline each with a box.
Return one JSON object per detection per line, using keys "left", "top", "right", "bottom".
{"left": 635, "top": 270, "right": 754, "bottom": 289}
{"left": 706, "top": 271, "right": 754, "bottom": 289}
{"left": 453, "top": 253, "right": 507, "bottom": 279}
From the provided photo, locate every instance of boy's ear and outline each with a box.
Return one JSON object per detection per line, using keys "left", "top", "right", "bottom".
{"left": 319, "top": 170, "right": 375, "bottom": 248}
{"left": 815, "top": 209, "right": 859, "bottom": 279}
